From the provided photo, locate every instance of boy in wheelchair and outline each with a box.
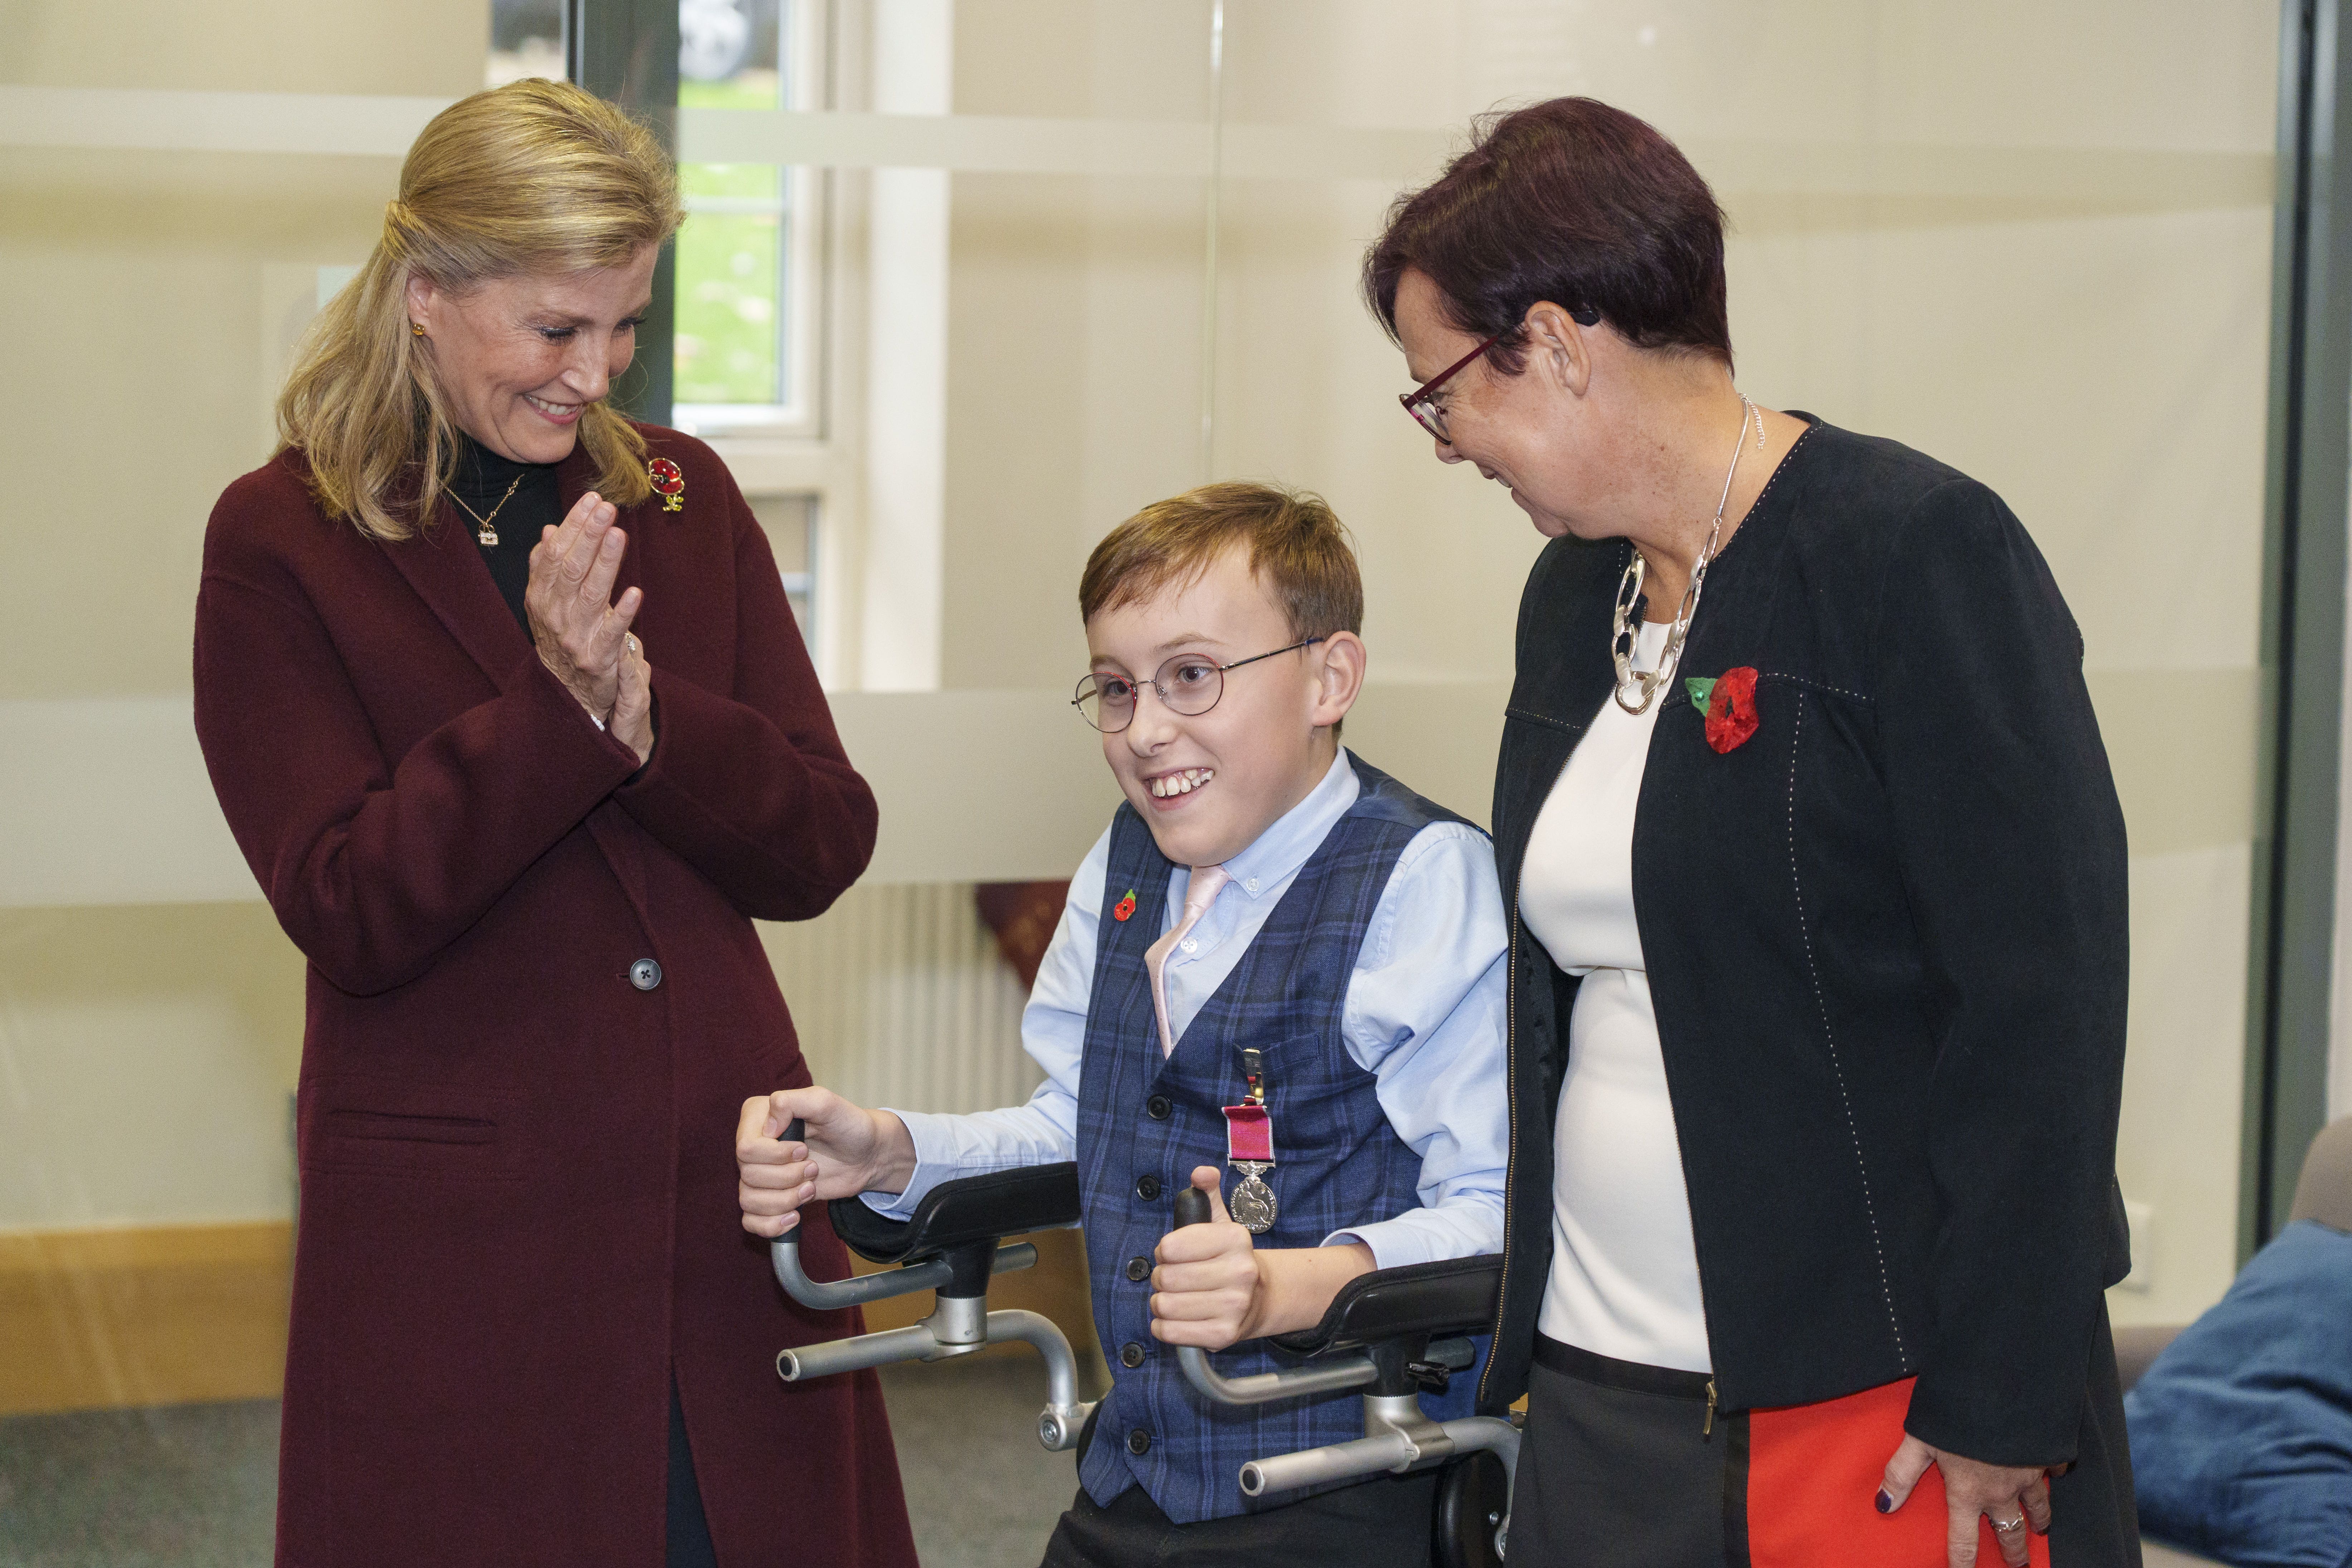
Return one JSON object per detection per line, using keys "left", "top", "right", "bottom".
{"left": 737, "top": 483, "right": 1508, "bottom": 1565}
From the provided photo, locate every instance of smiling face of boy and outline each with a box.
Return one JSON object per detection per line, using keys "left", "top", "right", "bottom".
{"left": 1085, "top": 545, "right": 1367, "bottom": 869}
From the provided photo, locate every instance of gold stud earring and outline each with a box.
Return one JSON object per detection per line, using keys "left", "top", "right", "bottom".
{"left": 411, "top": 322, "right": 426, "bottom": 338}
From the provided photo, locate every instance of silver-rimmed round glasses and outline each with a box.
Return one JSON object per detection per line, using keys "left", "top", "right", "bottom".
{"left": 1072, "top": 638, "right": 1325, "bottom": 733}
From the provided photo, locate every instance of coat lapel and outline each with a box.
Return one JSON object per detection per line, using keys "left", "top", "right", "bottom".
{"left": 380, "top": 495, "right": 534, "bottom": 692}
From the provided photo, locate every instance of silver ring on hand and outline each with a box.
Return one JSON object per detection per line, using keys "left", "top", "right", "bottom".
{"left": 626, "top": 634, "right": 639, "bottom": 654}
{"left": 1991, "top": 1514, "right": 2027, "bottom": 1533}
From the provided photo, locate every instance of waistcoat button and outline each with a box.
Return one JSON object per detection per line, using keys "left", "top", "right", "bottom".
{"left": 1126, "top": 1428, "right": 1151, "bottom": 1456}
{"left": 1145, "top": 1095, "right": 1172, "bottom": 1120}
{"left": 1120, "top": 1341, "right": 1146, "bottom": 1368}
{"left": 1134, "top": 1174, "right": 1162, "bottom": 1201}
{"left": 628, "top": 958, "right": 662, "bottom": 991}
{"left": 1126, "top": 1256, "right": 1151, "bottom": 1283}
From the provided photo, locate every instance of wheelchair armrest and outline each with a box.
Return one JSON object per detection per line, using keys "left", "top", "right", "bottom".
{"left": 829, "top": 1162, "right": 1083, "bottom": 1266}
{"left": 1268, "top": 1254, "right": 1504, "bottom": 1358}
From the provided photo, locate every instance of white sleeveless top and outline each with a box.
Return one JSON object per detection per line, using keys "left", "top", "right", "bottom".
{"left": 1517, "top": 620, "right": 1712, "bottom": 1373}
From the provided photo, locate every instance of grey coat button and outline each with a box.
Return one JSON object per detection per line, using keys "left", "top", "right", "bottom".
{"left": 629, "top": 958, "right": 663, "bottom": 991}
{"left": 1126, "top": 1256, "right": 1151, "bottom": 1283}
{"left": 1126, "top": 1428, "right": 1151, "bottom": 1456}
{"left": 1119, "top": 1342, "right": 1146, "bottom": 1368}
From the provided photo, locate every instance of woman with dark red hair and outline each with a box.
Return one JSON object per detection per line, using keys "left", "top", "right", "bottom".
{"left": 1366, "top": 98, "right": 2137, "bottom": 1566}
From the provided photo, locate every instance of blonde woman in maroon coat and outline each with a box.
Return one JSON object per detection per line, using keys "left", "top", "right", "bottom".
{"left": 193, "top": 81, "right": 916, "bottom": 1567}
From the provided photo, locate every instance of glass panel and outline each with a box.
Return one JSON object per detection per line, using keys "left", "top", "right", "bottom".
{"left": 1211, "top": 0, "right": 2276, "bottom": 1337}
{"left": 0, "top": 0, "right": 2300, "bottom": 1559}
{"left": 674, "top": 0, "right": 802, "bottom": 425}
{"left": 488, "top": 0, "right": 565, "bottom": 88}
{"left": 748, "top": 491, "right": 817, "bottom": 646}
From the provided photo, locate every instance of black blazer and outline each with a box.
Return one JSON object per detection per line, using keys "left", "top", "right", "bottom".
{"left": 1477, "top": 417, "right": 2131, "bottom": 1469}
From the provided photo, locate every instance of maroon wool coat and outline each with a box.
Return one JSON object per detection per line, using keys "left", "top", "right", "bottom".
{"left": 193, "top": 428, "right": 918, "bottom": 1568}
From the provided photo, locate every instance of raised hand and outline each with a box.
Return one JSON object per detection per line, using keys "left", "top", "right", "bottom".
{"left": 612, "top": 631, "right": 653, "bottom": 766}
{"left": 524, "top": 490, "right": 642, "bottom": 724}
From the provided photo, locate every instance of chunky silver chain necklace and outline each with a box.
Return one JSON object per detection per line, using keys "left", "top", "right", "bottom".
{"left": 1610, "top": 396, "right": 1763, "bottom": 714}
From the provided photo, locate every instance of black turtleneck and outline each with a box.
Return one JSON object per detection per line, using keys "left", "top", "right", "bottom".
{"left": 448, "top": 434, "right": 563, "bottom": 636}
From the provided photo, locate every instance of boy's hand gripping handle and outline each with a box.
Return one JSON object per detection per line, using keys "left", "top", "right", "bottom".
{"left": 768, "top": 1118, "right": 959, "bottom": 1309}
{"left": 1168, "top": 1179, "right": 1378, "bottom": 1404}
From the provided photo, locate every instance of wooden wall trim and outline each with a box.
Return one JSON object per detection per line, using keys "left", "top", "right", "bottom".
{"left": 0, "top": 1221, "right": 1102, "bottom": 1417}
{"left": 0, "top": 1221, "right": 292, "bottom": 1417}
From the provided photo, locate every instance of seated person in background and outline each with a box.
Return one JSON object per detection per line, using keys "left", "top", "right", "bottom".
{"left": 737, "top": 481, "right": 1508, "bottom": 1567}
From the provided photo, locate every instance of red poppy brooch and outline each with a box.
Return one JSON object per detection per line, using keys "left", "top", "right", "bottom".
{"left": 1112, "top": 888, "right": 1138, "bottom": 922}
{"left": 648, "top": 457, "right": 685, "bottom": 513}
{"left": 1684, "top": 667, "right": 1761, "bottom": 754}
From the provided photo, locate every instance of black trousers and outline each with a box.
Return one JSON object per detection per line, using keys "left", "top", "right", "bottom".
{"left": 1040, "top": 1473, "right": 1440, "bottom": 1568}
{"left": 667, "top": 1377, "right": 719, "bottom": 1568}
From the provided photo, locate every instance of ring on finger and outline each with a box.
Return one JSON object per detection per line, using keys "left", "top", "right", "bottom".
{"left": 1991, "top": 1515, "right": 2027, "bottom": 1533}
{"left": 626, "top": 634, "right": 639, "bottom": 655}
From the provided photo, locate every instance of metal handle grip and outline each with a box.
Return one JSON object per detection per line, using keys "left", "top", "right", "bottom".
{"left": 1166, "top": 1175, "right": 1382, "bottom": 1405}
{"left": 767, "top": 1118, "right": 1039, "bottom": 1311}
{"left": 769, "top": 1117, "right": 955, "bottom": 1310}
{"left": 1173, "top": 1183, "right": 1212, "bottom": 1228}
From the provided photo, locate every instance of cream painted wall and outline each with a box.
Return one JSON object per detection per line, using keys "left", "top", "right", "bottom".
{"left": 0, "top": 1, "right": 485, "bottom": 1232}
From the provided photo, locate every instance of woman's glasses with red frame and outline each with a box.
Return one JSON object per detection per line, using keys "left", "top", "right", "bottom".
{"left": 1397, "top": 307, "right": 1600, "bottom": 441}
{"left": 1398, "top": 332, "right": 1508, "bottom": 443}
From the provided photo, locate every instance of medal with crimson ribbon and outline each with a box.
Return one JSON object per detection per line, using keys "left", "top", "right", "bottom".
{"left": 1223, "top": 1046, "right": 1278, "bottom": 1234}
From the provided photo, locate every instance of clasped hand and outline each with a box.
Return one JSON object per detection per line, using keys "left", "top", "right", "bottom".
{"left": 524, "top": 491, "right": 652, "bottom": 763}
{"left": 1147, "top": 1168, "right": 1374, "bottom": 1350}
{"left": 735, "top": 1087, "right": 919, "bottom": 1236}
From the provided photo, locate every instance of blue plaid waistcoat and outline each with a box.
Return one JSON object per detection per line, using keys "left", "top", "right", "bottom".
{"left": 1075, "top": 754, "right": 1475, "bottom": 1523}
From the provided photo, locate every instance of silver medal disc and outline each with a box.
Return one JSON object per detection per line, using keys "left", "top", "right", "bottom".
{"left": 1229, "top": 1166, "right": 1278, "bottom": 1234}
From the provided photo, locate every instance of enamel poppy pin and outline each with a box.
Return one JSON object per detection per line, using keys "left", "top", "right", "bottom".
{"left": 1112, "top": 889, "right": 1138, "bottom": 922}
{"left": 1684, "top": 667, "right": 1761, "bottom": 753}
{"left": 648, "top": 457, "right": 685, "bottom": 512}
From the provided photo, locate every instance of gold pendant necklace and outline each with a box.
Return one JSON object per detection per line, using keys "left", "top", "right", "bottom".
{"left": 449, "top": 473, "right": 524, "bottom": 547}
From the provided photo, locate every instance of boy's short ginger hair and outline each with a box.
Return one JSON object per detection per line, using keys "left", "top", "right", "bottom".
{"left": 1079, "top": 481, "right": 1364, "bottom": 640}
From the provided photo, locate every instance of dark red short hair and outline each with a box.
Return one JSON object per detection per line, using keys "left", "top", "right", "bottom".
{"left": 1364, "top": 97, "right": 1732, "bottom": 372}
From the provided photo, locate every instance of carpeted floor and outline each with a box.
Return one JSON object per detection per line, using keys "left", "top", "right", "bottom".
{"left": 0, "top": 1358, "right": 1078, "bottom": 1568}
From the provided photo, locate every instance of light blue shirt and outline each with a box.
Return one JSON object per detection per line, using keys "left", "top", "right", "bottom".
{"left": 874, "top": 748, "right": 1509, "bottom": 1269}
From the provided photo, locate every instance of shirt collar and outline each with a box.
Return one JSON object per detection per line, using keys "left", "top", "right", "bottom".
{"left": 1216, "top": 748, "right": 1360, "bottom": 900}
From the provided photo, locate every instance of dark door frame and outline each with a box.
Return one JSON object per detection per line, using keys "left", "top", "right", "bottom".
{"left": 566, "top": 0, "right": 679, "bottom": 427}
{"left": 2247, "top": 0, "right": 2352, "bottom": 1255}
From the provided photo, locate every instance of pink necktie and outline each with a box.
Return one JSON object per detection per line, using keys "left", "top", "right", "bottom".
{"left": 1145, "top": 865, "right": 1230, "bottom": 1058}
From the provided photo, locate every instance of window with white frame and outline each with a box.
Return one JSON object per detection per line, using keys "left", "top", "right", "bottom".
{"left": 673, "top": 0, "right": 824, "bottom": 438}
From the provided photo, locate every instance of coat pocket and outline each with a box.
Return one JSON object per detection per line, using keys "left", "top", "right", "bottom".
{"left": 326, "top": 1110, "right": 494, "bottom": 1145}
{"left": 305, "top": 1080, "right": 521, "bottom": 1181}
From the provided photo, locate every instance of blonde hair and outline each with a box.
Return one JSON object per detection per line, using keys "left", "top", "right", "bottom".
{"left": 1079, "top": 481, "right": 1364, "bottom": 641}
{"left": 276, "top": 79, "right": 685, "bottom": 542}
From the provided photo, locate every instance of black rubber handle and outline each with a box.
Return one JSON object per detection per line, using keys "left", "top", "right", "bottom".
{"left": 776, "top": 1118, "right": 809, "bottom": 1245}
{"left": 1173, "top": 1184, "right": 1212, "bottom": 1228}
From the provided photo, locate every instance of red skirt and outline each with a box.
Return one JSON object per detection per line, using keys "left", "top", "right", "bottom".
{"left": 1513, "top": 1333, "right": 2131, "bottom": 1565}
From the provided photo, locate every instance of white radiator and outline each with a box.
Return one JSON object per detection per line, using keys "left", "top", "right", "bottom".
{"left": 756, "top": 883, "right": 1041, "bottom": 1116}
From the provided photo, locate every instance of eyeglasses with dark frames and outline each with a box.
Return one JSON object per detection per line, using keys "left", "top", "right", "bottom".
{"left": 1072, "top": 638, "right": 1326, "bottom": 733}
{"left": 1398, "top": 331, "right": 1508, "bottom": 443}
{"left": 1397, "top": 306, "right": 1600, "bottom": 443}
